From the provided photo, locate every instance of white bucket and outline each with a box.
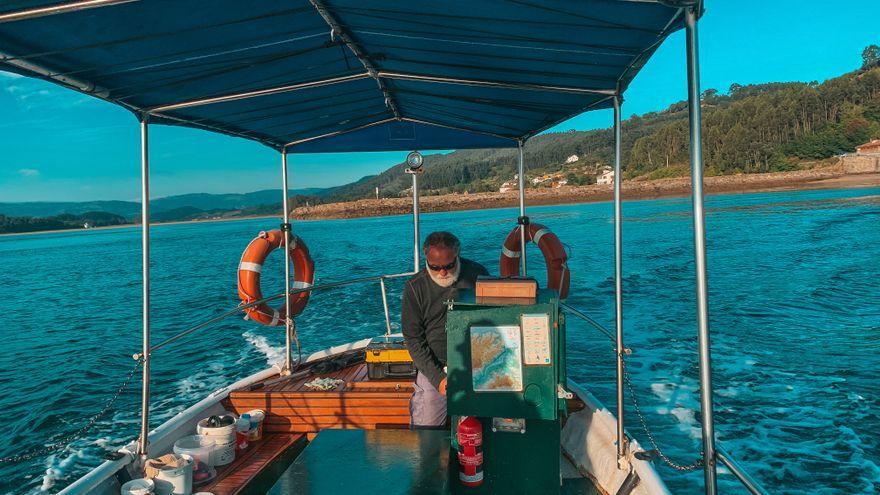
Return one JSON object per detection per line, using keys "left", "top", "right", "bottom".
{"left": 121, "top": 478, "right": 154, "bottom": 495}
{"left": 196, "top": 416, "right": 236, "bottom": 466}
{"left": 208, "top": 440, "right": 235, "bottom": 467}
{"left": 152, "top": 455, "right": 193, "bottom": 495}
{"left": 173, "top": 435, "right": 215, "bottom": 470}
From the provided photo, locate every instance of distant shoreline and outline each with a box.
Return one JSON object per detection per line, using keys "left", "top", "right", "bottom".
{"left": 2, "top": 168, "right": 878, "bottom": 237}
{"left": 0, "top": 213, "right": 277, "bottom": 237}
{"left": 287, "top": 166, "right": 880, "bottom": 221}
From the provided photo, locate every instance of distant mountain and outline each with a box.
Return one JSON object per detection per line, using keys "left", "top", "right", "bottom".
{"left": 0, "top": 187, "right": 325, "bottom": 219}
{"left": 0, "top": 200, "right": 141, "bottom": 219}
{"left": 150, "top": 188, "right": 325, "bottom": 212}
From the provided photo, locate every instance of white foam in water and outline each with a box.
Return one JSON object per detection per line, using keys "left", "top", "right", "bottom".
{"left": 717, "top": 386, "right": 739, "bottom": 398}
{"left": 667, "top": 407, "right": 702, "bottom": 439}
{"left": 650, "top": 382, "right": 674, "bottom": 402}
{"left": 177, "top": 374, "right": 209, "bottom": 395}
{"left": 39, "top": 467, "right": 59, "bottom": 492}
{"left": 242, "top": 331, "right": 284, "bottom": 365}
{"left": 39, "top": 450, "right": 83, "bottom": 492}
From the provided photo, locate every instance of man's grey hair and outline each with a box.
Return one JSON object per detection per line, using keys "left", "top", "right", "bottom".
{"left": 423, "top": 231, "right": 461, "bottom": 255}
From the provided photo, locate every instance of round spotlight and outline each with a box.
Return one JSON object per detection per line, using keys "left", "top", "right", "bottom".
{"left": 406, "top": 151, "right": 424, "bottom": 170}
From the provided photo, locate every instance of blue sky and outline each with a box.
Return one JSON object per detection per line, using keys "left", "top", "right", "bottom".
{"left": 0, "top": 1, "right": 877, "bottom": 202}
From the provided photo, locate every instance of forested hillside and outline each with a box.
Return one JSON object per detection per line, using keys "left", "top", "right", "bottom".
{"left": 325, "top": 48, "right": 880, "bottom": 202}
{"left": 0, "top": 211, "right": 127, "bottom": 234}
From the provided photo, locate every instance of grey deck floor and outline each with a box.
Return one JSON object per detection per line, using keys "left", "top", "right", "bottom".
{"left": 266, "top": 429, "right": 599, "bottom": 495}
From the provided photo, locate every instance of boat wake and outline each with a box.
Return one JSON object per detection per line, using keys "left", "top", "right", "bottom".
{"left": 242, "top": 331, "right": 285, "bottom": 366}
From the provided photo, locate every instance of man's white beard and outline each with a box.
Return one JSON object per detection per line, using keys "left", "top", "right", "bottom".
{"left": 427, "top": 257, "right": 460, "bottom": 288}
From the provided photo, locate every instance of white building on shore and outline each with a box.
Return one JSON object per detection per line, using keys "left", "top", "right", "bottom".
{"left": 597, "top": 169, "right": 615, "bottom": 185}
{"left": 499, "top": 174, "right": 519, "bottom": 193}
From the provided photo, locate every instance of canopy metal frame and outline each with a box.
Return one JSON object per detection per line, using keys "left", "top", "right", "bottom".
{"left": 280, "top": 150, "right": 295, "bottom": 373}
{"left": 0, "top": 1, "right": 771, "bottom": 493}
{"left": 0, "top": 0, "right": 677, "bottom": 151}
{"left": 137, "top": 115, "right": 150, "bottom": 460}
{"left": 612, "top": 94, "right": 625, "bottom": 466}
{"left": 0, "top": 0, "right": 135, "bottom": 24}
{"left": 684, "top": 5, "right": 718, "bottom": 492}
{"left": 308, "top": 0, "right": 401, "bottom": 119}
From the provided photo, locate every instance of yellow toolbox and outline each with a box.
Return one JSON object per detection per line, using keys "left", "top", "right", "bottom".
{"left": 365, "top": 336, "right": 416, "bottom": 380}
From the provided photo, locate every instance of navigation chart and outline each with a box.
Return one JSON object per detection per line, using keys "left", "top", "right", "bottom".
{"left": 470, "top": 325, "right": 523, "bottom": 392}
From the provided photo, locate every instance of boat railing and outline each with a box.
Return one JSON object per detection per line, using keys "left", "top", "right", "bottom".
{"left": 560, "top": 302, "right": 769, "bottom": 495}
{"left": 134, "top": 268, "right": 771, "bottom": 495}
{"left": 134, "top": 270, "right": 414, "bottom": 359}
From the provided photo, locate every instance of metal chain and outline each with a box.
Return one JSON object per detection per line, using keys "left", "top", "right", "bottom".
{"left": 0, "top": 358, "right": 144, "bottom": 464}
{"left": 621, "top": 357, "right": 705, "bottom": 472}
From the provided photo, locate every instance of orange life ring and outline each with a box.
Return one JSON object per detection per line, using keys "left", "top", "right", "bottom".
{"left": 499, "top": 222, "right": 569, "bottom": 299}
{"left": 237, "top": 229, "right": 315, "bottom": 326}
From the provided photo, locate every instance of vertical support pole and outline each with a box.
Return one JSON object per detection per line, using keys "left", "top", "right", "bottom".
{"left": 281, "top": 149, "right": 293, "bottom": 373}
{"left": 411, "top": 171, "right": 421, "bottom": 272}
{"left": 517, "top": 140, "right": 528, "bottom": 276}
{"left": 137, "top": 116, "right": 151, "bottom": 459}
{"left": 613, "top": 95, "right": 625, "bottom": 466}
{"left": 685, "top": 6, "right": 718, "bottom": 494}
{"left": 379, "top": 277, "right": 392, "bottom": 336}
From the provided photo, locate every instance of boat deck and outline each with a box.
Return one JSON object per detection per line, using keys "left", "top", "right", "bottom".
{"left": 215, "top": 358, "right": 594, "bottom": 494}
{"left": 266, "top": 428, "right": 599, "bottom": 495}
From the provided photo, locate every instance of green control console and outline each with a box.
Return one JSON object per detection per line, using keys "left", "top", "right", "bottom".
{"left": 446, "top": 289, "right": 567, "bottom": 494}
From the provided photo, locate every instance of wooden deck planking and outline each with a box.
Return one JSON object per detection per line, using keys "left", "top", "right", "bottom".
{"left": 199, "top": 433, "right": 303, "bottom": 495}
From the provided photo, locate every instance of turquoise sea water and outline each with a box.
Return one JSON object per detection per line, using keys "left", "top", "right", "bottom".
{"left": 0, "top": 187, "right": 878, "bottom": 494}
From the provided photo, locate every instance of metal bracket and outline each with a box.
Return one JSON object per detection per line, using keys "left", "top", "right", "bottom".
{"left": 491, "top": 417, "right": 526, "bottom": 434}
{"left": 280, "top": 222, "right": 292, "bottom": 232}
{"left": 557, "top": 384, "right": 573, "bottom": 400}
{"left": 617, "top": 436, "right": 632, "bottom": 470}
{"left": 103, "top": 451, "right": 127, "bottom": 461}
{"left": 634, "top": 449, "right": 659, "bottom": 461}
{"left": 517, "top": 215, "right": 530, "bottom": 226}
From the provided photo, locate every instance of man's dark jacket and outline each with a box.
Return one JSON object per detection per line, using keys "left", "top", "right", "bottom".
{"left": 401, "top": 258, "right": 489, "bottom": 389}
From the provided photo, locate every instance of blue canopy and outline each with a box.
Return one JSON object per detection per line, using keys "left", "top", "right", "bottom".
{"left": 0, "top": 0, "right": 693, "bottom": 152}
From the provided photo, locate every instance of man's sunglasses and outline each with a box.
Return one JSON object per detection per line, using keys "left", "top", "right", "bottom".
{"left": 426, "top": 259, "right": 457, "bottom": 272}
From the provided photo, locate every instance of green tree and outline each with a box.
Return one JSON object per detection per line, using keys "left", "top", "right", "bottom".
{"left": 862, "top": 44, "right": 880, "bottom": 70}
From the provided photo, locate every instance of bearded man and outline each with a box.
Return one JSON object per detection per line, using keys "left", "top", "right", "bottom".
{"left": 401, "top": 231, "right": 489, "bottom": 428}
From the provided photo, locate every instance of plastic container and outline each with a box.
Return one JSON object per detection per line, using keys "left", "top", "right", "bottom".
{"left": 121, "top": 478, "right": 155, "bottom": 495}
{"left": 173, "top": 435, "right": 216, "bottom": 471}
{"left": 245, "top": 410, "right": 265, "bottom": 441}
{"left": 235, "top": 414, "right": 250, "bottom": 451}
{"left": 197, "top": 415, "right": 236, "bottom": 466}
{"left": 150, "top": 455, "right": 193, "bottom": 495}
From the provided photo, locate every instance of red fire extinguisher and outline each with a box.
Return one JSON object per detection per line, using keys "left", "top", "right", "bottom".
{"left": 457, "top": 416, "right": 484, "bottom": 487}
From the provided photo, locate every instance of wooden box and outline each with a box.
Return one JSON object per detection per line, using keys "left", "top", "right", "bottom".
{"left": 475, "top": 276, "right": 537, "bottom": 299}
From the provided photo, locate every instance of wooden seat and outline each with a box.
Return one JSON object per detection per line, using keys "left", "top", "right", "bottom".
{"left": 224, "top": 361, "right": 587, "bottom": 438}
{"left": 224, "top": 363, "right": 414, "bottom": 433}
{"left": 198, "top": 434, "right": 305, "bottom": 495}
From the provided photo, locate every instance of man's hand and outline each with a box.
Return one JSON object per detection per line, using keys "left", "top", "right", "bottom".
{"left": 438, "top": 377, "right": 447, "bottom": 396}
